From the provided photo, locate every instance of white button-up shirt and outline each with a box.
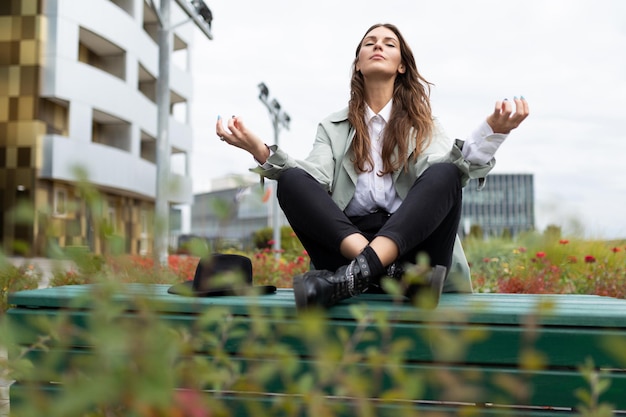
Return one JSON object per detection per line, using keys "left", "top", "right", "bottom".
{"left": 344, "top": 100, "right": 401, "bottom": 216}
{"left": 344, "top": 99, "right": 506, "bottom": 217}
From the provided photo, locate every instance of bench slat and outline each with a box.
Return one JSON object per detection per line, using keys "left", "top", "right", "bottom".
{"left": 7, "top": 284, "right": 626, "bottom": 414}
{"left": 9, "top": 285, "right": 626, "bottom": 327}
{"left": 12, "top": 351, "right": 626, "bottom": 410}
{"left": 9, "top": 381, "right": 580, "bottom": 417}
{"left": 7, "top": 308, "right": 626, "bottom": 369}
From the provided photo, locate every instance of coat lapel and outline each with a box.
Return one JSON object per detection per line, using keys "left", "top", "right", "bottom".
{"left": 341, "top": 126, "right": 358, "bottom": 186}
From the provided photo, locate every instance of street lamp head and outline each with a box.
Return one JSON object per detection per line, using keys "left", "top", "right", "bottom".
{"left": 257, "top": 82, "right": 269, "bottom": 100}
{"left": 257, "top": 83, "right": 290, "bottom": 130}
{"left": 191, "top": 0, "right": 213, "bottom": 28}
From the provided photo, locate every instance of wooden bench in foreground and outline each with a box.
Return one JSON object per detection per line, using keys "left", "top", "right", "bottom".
{"left": 6, "top": 284, "right": 626, "bottom": 416}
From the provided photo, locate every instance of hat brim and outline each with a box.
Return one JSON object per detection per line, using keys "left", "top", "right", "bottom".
{"left": 167, "top": 280, "right": 277, "bottom": 297}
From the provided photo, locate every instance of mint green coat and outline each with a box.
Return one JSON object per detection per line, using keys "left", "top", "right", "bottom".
{"left": 253, "top": 108, "right": 497, "bottom": 293}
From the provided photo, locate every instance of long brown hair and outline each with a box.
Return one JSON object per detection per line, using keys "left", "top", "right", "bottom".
{"left": 348, "top": 23, "right": 434, "bottom": 175}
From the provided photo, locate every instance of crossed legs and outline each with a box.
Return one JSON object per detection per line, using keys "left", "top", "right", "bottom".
{"left": 277, "top": 163, "right": 462, "bottom": 309}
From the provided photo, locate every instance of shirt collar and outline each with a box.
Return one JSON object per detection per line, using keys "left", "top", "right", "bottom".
{"left": 365, "top": 99, "right": 393, "bottom": 124}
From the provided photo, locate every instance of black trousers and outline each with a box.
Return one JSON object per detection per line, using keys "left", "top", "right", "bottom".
{"left": 276, "top": 163, "right": 463, "bottom": 273}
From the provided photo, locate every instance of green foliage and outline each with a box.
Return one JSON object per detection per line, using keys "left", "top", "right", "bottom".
{"left": 2, "top": 280, "right": 192, "bottom": 416}
{"left": 176, "top": 237, "right": 211, "bottom": 258}
{"left": 2, "top": 258, "right": 625, "bottom": 416}
{"left": 252, "top": 226, "right": 306, "bottom": 257}
{"left": 543, "top": 224, "right": 563, "bottom": 240}
{"left": 0, "top": 255, "right": 40, "bottom": 313}
{"left": 468, "top": 224, "right": 483, "bottom": 239}
{"left": 252, "top": 227, "right": 273, "bottom": 249}
{"left": 575, "top": 358, "right": 614, "bottom": 417}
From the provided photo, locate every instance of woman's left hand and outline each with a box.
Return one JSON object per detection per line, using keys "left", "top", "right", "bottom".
{"left": 486, "top": 97, "right": 530, "bottom": 134}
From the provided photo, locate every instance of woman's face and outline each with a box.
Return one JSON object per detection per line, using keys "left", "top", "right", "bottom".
{"left": 356, "top": 26, "right": 405, "bottom": 79}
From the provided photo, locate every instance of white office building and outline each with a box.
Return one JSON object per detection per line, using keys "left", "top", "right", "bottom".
{"left": 0, "top": 0, "right": 203, "bottom": 256}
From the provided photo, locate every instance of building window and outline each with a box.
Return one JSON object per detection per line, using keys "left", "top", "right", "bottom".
{"left": 142, "top": 2, "right": 159, "bottom": 43}
{"left": 78, "top": 27, "right": 126, "bottom": 81}
{"left": 54, "top": 188, "right": 67, "bottom": 217}
{"left": 17, "top": 147, "right": 31, "bottom": 167}
{"left": 139, "top": 209, "right": 149, "bottom": 256}
{"left": 109, "top": 0, "right": 134, "bottom": 16}
{"left": 38, "top": 98, "right": 69, "bottom": 136}
{"left": 140, "top": 130, "right": 156, "bottom": 163}
{"left": 92, "top": 109, "right": 131, "bottom": 151}
{"left": 172, "top": 34, "right": 189, "bottom": 71}
{"left": 108, "top": 206, "right": 117, "bottom": 233}
{"left": 140, "top": 209, "right": 149, "bottom": 235}
{"left": 171, "top": 90, "right": 187, "bottom": 120}
{"left": 171, "top": 149, "right": 187, "bottom": 176}
{"left": 138, "top": 63, "right": 156, "bottom": 103}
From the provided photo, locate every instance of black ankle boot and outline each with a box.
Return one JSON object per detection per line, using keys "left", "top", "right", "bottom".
{"left": 367, "top": 261, "right": 405, "bottom": 293}
{"left": 404, "top": 265, "right": 447, "bottom": 308}
{"left": 386, "top": 262, "right": 405, "bottom": 280}
{"left": 293, "top": 253, "right": 374, "bottom": 310}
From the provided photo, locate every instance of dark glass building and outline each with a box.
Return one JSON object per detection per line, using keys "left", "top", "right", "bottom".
{"left": 461, "top": 174, "right": 535, "bottom": 238}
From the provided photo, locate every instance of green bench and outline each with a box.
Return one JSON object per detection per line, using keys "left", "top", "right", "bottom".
{"left": 5, "top": 284, "right": 626, "bottom": 416}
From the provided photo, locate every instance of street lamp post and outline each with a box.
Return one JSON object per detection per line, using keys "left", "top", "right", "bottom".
{"left": 153, "top": 0, "right": 172, "bottom": 268}
{"left": 148, "top": 0, "right": 213, "bottom": 266}
{"left": 257, "top": 82, "right": 290, "bottom": 259}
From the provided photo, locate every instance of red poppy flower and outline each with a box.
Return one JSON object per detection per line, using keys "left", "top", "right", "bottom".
{"left": 584, "top": 255, "right": 596, "bottom": 263}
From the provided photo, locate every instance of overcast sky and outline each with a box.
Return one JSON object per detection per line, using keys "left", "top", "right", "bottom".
{"left": 186, "top": 0, "right": 626, "bottom": 240}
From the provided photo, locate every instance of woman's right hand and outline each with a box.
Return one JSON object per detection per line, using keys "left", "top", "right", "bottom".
{"left": 216, "top": 115, "right": 270, "bottom": 163}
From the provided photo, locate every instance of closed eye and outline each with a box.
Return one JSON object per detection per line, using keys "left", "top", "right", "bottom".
{"left": 362, "top": 36, "right": 399, "bottom": 48}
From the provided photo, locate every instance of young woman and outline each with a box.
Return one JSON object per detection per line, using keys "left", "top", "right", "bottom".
{"left": 215, "top": 23, "right": 529, "bottom": 310}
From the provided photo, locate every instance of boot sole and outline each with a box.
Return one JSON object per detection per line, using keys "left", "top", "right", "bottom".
{"left": 406, "top": 265, "right": 447, "bottom": 309}
{"left": 292, "top": 275, "right": 309, "bottom": 311}
{"left": 428, "top": 265, "right": 447, "bottom": 307}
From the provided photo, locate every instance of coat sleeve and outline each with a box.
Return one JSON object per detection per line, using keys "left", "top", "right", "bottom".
{"left": 445, "top": 236, "right": 474, "bottom": 293}
{"left": 250, "top": 121, "right": 337, "bottom": 192}
{"left": 425, "top": 119, "right": 495, "bottom": 188}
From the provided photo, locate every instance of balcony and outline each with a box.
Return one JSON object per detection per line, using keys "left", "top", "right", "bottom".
{"left": 40, "top": 134, "right": 192, "bottom": 204}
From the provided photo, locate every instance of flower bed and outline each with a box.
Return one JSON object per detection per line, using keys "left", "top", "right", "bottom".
{"left": 5, "top": 236, "right": 625, "bottom": 305}
{"left": 466, "top": 237, "right": 626, "bottom": 298}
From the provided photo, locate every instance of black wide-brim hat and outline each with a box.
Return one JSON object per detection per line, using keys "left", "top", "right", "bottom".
{"left": 167, "top": 253, "right": 276, "bottom": 296}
